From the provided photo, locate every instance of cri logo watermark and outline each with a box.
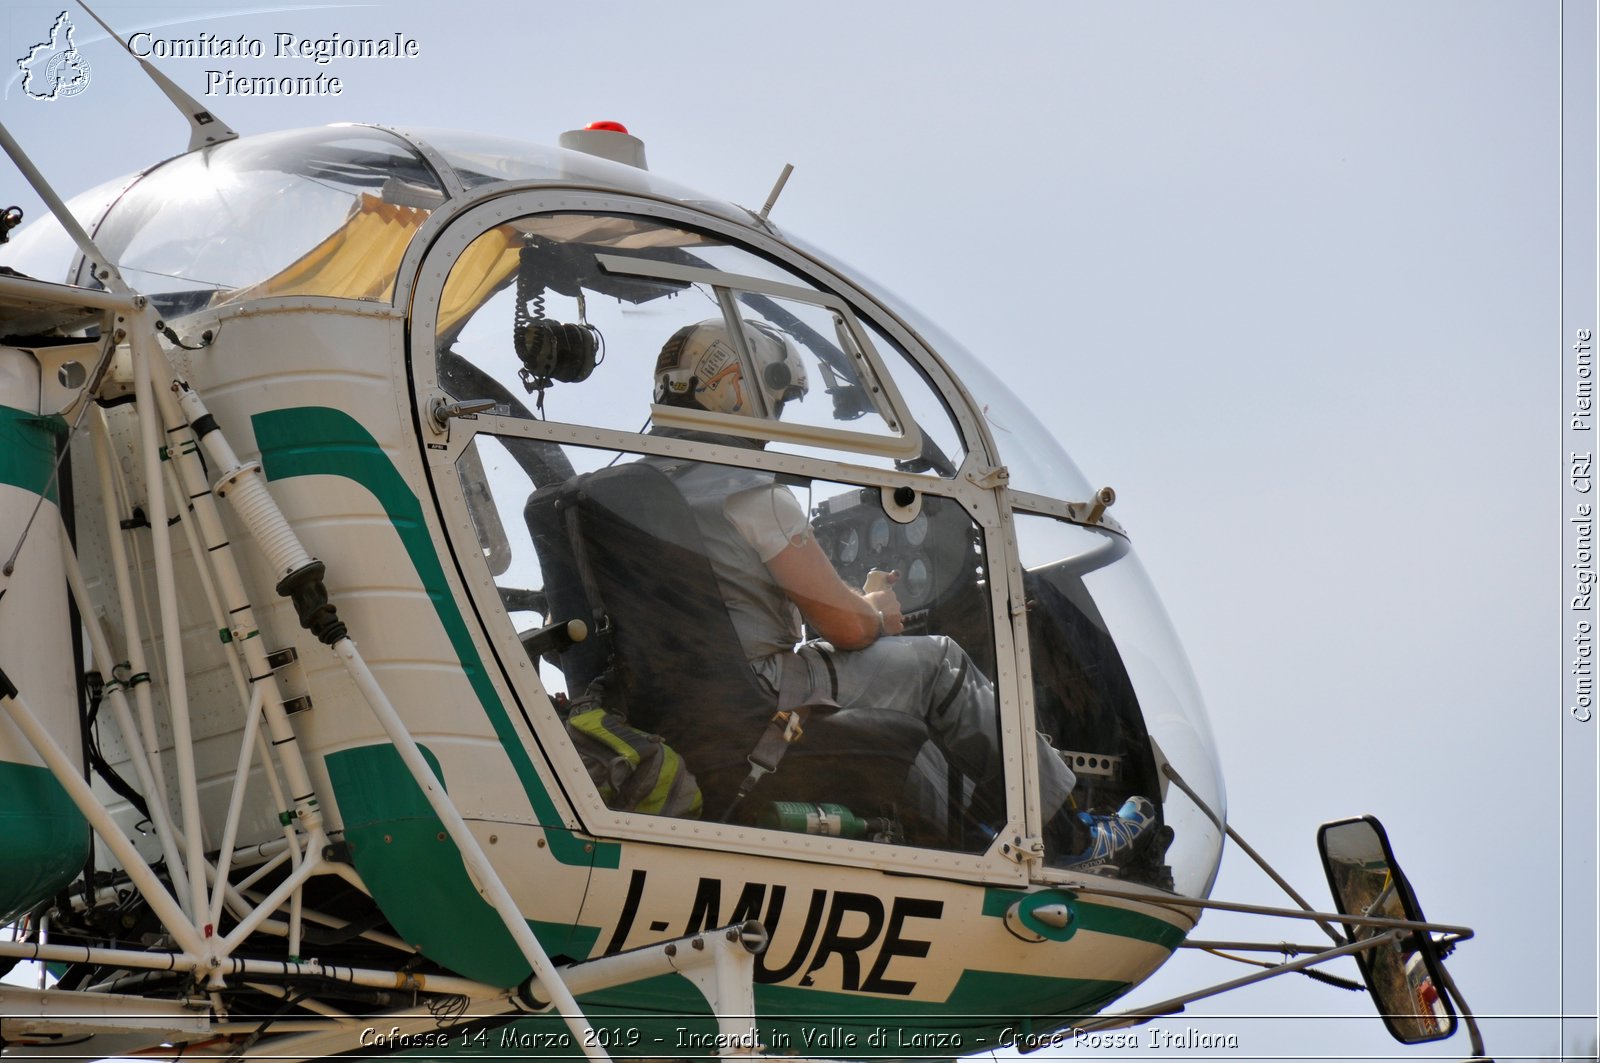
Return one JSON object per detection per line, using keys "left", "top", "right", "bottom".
{"left": 17, "top": 11, "right": 91, "bottom": 101}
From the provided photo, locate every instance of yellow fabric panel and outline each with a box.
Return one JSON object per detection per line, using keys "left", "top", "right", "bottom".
{"left": 222, "top": 192, "right": 522, "bottom": 333}
{"left": 437, "top": 225, "right": 522, "bottom": 337}
{"left": 225, "top": 194, "right": 429, "bottom": 304}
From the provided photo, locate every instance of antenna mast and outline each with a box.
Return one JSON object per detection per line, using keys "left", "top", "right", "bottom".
{"left": 76, "top": 1, "right": 239, "bottom": 152}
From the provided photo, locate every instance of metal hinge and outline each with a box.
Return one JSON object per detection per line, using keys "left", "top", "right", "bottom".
{"left": 965, "top": 465, "right": 1010, "bottom": 491}
{"left": 997, "top": 832, "right": 1045, "bottom": 865}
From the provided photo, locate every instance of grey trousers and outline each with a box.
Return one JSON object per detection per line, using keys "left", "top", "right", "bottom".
{"left": 782, "top": 634, "right": 1078, "bottom": 823}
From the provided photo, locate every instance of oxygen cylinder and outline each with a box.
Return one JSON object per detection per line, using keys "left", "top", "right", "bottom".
{"left": 760, "top": 801, "right": 869, "bottom": 838}
{"left": 758, "top": 801, "right": 901, "bottom": 843}
{"left": 0, "top": 345, "right": 89, "bottom": 923}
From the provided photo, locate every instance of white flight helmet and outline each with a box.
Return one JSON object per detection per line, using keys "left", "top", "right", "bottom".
{"left": 653, "top": 317, "right": 807, "bottom": 418}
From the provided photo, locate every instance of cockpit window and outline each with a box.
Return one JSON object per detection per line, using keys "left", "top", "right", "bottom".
{"left": 89, "top": 127, "right": 445, "bottom": 315}
{"left": 436, "top": 212, "right": 963, "bottom": 474}
{"left": 1014, "top": 513, "right": 1224, "bottom": 897}
{"left": 846, "top": 288, "right": 1101, "bottom": 502}
{"left": 456, "top": 434, "right": 1003, "bottom": 852}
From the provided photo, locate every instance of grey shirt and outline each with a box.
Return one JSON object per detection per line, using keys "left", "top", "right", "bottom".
{"left": 643, "top": 459, "right": 804, "bottom": 693}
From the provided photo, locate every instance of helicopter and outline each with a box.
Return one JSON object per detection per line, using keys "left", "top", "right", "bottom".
{"left": 0, "top": 12, "right": 1494, "bottom": 1062}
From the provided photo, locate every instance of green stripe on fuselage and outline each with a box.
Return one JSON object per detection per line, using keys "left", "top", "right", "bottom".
{"left": 0, "top": 405, "right": 66, "bottom": 502}
{"left": 0, "top": 406, "right": 84, "bottom": 923}
{"left": 251, "top": 406, "right": 615, "bottom": 870}
{"left": 325, "top": 743, "right": 597, "bottom": 986}
{"left": 252, "top": 406, "right": 611, "bottom": 985}
{"left": 0, "top": 761, "right": 89, "bottom": 924}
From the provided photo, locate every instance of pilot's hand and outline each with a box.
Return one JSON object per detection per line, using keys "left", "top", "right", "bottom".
{"left": 862, "top": 569, "right": 896, "bottom": 594}
{"left": 863, "top": 569, "right": 903, "bottom": 636}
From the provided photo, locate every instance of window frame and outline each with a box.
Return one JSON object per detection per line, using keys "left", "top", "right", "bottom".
{"left": 591, "top": 252, "right": 923, "bottom": 459}
{"left": 407, "top": 188, "right": 1036, "bottom": 882}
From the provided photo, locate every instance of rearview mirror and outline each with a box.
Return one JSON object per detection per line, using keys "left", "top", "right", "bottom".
{"left": 1317, "top": 816, "right": 1457, "bottom": 1044}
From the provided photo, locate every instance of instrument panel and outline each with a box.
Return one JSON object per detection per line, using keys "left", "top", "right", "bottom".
{"left": 810, "top": 488, "right": 991, "bottom": 663}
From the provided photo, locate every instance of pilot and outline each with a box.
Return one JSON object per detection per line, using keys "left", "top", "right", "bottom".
{"left": 650, "top": 317, "right": 1154, "bottom": 870}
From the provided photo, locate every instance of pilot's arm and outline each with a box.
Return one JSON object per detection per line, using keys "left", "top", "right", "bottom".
{"left": 768, "top": 539, "right": 904, "bottom": 650}
{"left": 725, "top": 486, "right": 904, "bottom": 651}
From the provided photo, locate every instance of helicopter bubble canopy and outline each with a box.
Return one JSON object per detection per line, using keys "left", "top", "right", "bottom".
{"left": 30, "top": 125, "right": 761, "bottom": 319}
{"left": 21, "top": 125, "right": 1223, "bottom": 897}
{"left": 72, "top": 127, "right": 450, "bottom": 312}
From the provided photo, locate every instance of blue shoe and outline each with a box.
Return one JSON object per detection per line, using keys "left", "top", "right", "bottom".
{"left": 1060, "top": 797, "right": 1157, "bottom": 871}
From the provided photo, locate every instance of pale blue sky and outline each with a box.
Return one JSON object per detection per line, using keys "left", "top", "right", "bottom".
{"left": 1, "top": 2, "right": 1586, "bottom": 1060}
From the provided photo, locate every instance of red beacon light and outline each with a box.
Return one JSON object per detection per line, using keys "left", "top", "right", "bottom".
{"left": 559, "top": 120, "right": 647, "bottom": 170}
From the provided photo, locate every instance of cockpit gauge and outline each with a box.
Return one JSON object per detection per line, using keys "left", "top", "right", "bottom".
{"left": 836, "top": 526, "right": 861, "bottom": 564}
{"left": 904, "top": 512, "right": 929, "bottom": 547}
{"left": 904, "top": 556, "right": 932, "bottom": 606}
{"left": 868, "top": 516, "right": 891, "bottom": 554}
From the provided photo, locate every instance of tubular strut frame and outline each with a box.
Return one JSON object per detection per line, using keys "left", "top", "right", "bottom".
{"left": 0, "top": 361, "right": 787, "bottom": 1059}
